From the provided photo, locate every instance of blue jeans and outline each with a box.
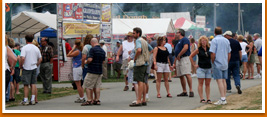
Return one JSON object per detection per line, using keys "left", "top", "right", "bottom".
{"left": 82, "top": 67, "right": 88, "bottom": 80}
{"left": 226, "top": 61, "right": 241, "bottom": 90}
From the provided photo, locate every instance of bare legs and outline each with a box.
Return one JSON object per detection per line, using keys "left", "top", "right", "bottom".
{"left": 75, "top": 80, "right": 84, "bottom": 98}
{"left": 198, "top": 78, "right": 211, "bottom": 100}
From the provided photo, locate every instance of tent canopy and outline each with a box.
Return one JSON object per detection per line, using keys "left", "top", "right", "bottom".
{"left": 113, "top": 18, "right": 175, "bottom": 35}
{"left": 11, "top": 11, "right": 56, "bottom": 38}
{"left": 174, "top": 17, "right": 204, "bottom": 31}
{"left": 40, "top": 28, "right": 57, "bottom": 38}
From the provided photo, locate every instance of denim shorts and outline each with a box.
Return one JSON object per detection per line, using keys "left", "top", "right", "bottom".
{"left": 212, "top": 64, "right": 228, "bottom": 80}
{"left": 241, "top": 55, "right": 248, "bottom": 62}
{"left": 193, "top": 55, "right": 197, "bottom": 61}
{"left": 197, "top": 68, "right": 212, "bottom": 78}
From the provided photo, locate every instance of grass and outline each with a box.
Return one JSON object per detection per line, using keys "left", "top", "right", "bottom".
{"left": 237, "top": 106, "right": 248, "bottom": 110}
{"left": 5, "top": 87, "right": 78, "bottom": 108}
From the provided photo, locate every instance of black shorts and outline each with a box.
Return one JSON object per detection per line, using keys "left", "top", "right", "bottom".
{"left": 13, "top": 67, "right": 21, "bottom": 83}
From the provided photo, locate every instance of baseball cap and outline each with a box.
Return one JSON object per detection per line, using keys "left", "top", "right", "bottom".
{"left": 223, "top": 31, "right": 232, "bottom": 36}
{"left": 99, "top": 40, "right": 105, "bottom": 44}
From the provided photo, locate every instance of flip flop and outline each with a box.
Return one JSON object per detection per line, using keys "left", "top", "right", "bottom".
{"left": 167, "top": 94, "right": 172, "bottom": 98}
{"left": 200, "top": 99, "right": 206, "bottom": 103}
{"left": 157, "top": 94, "right": 162, "bottom": 98}
{"left": 206, "top": 99, "right": 212, "bottom": 104}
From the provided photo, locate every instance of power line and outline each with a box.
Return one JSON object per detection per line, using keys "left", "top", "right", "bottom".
{"left": 32, "top": 3, "right": 52, "bottom": 10}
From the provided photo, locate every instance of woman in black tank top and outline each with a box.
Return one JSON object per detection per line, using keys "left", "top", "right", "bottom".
{"left": 153, "top": 36, "right": 172, "bottom": 98}
{"left": 189, "top": 36, "right": 212, "bottom": 104}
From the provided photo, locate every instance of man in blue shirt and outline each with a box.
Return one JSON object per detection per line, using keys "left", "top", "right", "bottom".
{"left": 130, "top": 27, "right": 153, "bottom": 107}
{"left": 224, "top": 31, "right": 242, "bottom": 94}
{"left": 82, "top": 38, "right": 106, "bottom": 106}
{"left": 210, "top": 27, "right": 231, "bottom": 105}
{"left": 173, "top": 29, "right": 194, "bottom": 97}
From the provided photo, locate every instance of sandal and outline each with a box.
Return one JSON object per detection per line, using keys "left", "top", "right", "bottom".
{"left": 129, "top": 102, "right": 142, "bottom": 107}
{"left": 200, "top": 99, "right": 206, "bottom": 103}
{"left": 177, "top": 92, "right": 188, "bottom": 97}
{"left": 206, "top": 99, "right": 212, "bottom": 104}
{"left": 93, "top": 100, "right": 101, "bottom": 105}
{"left": 189, "top": 92, "right": 194, "bottom": 97}
{"left": 167, "top": 94, "right": 172, "bottom": 98}
{"left": 157, "top": 94, "right": 161, "bottom": 98}
{"left": 142, "top": 102, "right": 147, "bottom": 106}
{"left": 81, "top": 100, "right": 93, "bottom": 106}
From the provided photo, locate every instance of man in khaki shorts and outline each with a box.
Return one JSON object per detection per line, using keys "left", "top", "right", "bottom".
{"left": 82, "top": 38, "right": 106, "bottom": 106}
{"left": 253, "top": 33, "right": 262, "bottom": 78}
{"left": 116, "top": 32, "right": 135, "bottom": 91}
{"left": 173, "top": 29, "right": 194, "bottom": 97}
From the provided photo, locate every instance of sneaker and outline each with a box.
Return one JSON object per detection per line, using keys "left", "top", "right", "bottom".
{"left": 75, "top": 98, "right": 86, "bottom": 103}
{"left": 236, "top": 86, "right": 242, "bottom": 94}
{"left": 123, "top": 86, "right": 129, "bottom": 91}
{"left": 21, "top": 100, "right": 29, "bottom": 105}
{"left": 30, "top": 100, "right": 36, "bottom": 105}
{"left": 146, "top": 97, "right": 150, "bottom": 102}
{"left": 226, "top": 90, "right": 232, "bottom": 93}
{"left": 152, "top": 80, "right": 156, "bottom": 83}
{"left": 254, "top": 74, "right": 261, "bottom": 79}
{"left": 214, "top": 100, "right": 227, "bottom": 105}
{"left": 132, "top": 87, "right": 135, "bottom": 91}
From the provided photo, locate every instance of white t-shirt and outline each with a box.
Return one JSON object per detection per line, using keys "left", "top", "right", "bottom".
{"left": 20, "top": 44, "right": 42, "bottom": 70}
{"left": 122, "top": 40, "right": 135, "bottom": 60}
{"left": 240, "top": 42, "right": 248, "bottom": 55}
{"left": 101, "top": 45, "right": 108, "bottom": 57}
{"left": 254, "top": 38, "right": 262, "bottom": 51}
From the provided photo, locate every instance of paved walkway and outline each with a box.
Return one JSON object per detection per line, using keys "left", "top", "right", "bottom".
{"left": 7, "top": 76, "right": 262, "bottom": 110}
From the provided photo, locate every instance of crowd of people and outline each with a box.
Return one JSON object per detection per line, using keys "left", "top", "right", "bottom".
{"left": 5, "top": 26, "right": 262, "bottom": 107}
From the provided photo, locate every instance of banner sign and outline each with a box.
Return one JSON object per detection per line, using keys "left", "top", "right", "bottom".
{"left": 101, "top": 23, "right": 112, "bottom": 39}
{"left": 63, "top": 23, "right": 100, "bottom": 35}
{"left": 196, "top": 15, "right": 206, "bottom": 28}
{"left": 73, "top": 3, "right": 83, "bottom": 20}
{"left": 5, "top": 3, "right": 12, "bottom": 31}
{"left": 57, "top": 3, "right": 63, "bottom": 21}
{"left": 63, "top": 3, "right": 73, "bottom": 19}
{"left": 83, "top": 3, "right": 101, "bottom": 21}
{"left": 101, "top": 4, "right": 111, "bottom": 22}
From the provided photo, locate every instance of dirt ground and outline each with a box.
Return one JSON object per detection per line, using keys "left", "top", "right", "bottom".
{"left": 195, "top": 84, "right": 262, "bottom": 110}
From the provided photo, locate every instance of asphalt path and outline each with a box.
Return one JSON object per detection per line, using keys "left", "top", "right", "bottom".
{"left": 6, "top": 74, "right": 262, "bottom": 110}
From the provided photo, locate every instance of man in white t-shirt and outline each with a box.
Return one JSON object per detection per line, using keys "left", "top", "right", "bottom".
{"left": 20, "top": 35, "right": 42, "bottom": 105}
{"left": 253, "top": 33, "right": 262, "bottom": 78}
{"left": 116, "top": 32, "right": 135, "bottom": 91}
{"left": 100, "top": 40, "right": 108, "bottom": 79}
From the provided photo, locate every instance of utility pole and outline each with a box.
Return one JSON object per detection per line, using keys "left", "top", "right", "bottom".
{"left": 237, "top": 3, "right": 241, "bottom": 34}
{"left": 31, "top": 3, "right": 33, "bottom": 11}
{"left": 214, "top": 3, "right": 218, "bottom": 29}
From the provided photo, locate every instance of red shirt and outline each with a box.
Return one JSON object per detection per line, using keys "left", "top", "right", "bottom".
{"left": 65, "top": 42, "right": 72, "bottom": 54}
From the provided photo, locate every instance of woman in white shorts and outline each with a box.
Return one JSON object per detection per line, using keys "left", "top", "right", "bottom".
{"left": 67, "top": 40, "right": 85, "bottom": 103}
{"left": 153, "top": 36, "right": 172, "bottom": 98}
{"left": 189, "top": 36, "right": 212, "bottom": 104}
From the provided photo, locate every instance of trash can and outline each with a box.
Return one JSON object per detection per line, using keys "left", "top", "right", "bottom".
{"left": 53, "top": 58, "right": 58, "bottom": 81}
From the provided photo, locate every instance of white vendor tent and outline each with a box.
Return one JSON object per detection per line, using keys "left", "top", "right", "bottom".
{"left": 11, "top": 11, "right": 57, "bottom": 38}
{"left": 112, "top": 18, "right": 175, "bottom": 35}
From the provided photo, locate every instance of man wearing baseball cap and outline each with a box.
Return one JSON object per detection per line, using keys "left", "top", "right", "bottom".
{"left": 113, "top": 40, "right": 122, "bottom": 79}
{"left": 116, "top": 32, "right": 135, "bottom": 91}
{"left": 223, "top": 31, "right": 242, "bottom": 94}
